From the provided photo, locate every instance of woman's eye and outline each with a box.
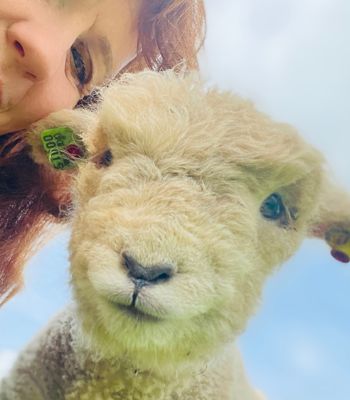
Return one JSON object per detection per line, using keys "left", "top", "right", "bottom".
{"left": 70, "top": 40, "right": 93, "bottom": 88}
{"left": 260, "top": 193, "right": 285, "bottom": 220}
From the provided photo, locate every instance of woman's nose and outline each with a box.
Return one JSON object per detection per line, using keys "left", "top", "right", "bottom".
{"left": 7, "top": 22, "right": 67, "bottom": 82}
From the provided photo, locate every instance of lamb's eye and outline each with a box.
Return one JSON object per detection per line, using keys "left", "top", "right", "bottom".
{"left": 92, "top": 149, "right": 113, "bottom": 168}
{"left": 100, "top": 150, "right": 113, "bottom": 167}
{"left": 260, "top": 193, "right": 285, "bottom": 220}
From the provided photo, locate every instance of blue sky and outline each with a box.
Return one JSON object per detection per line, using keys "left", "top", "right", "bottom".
{"left": 1, "top": 1, "right": 350, "bottom": 399}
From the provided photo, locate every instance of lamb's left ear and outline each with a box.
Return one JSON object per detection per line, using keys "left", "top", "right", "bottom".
{"left": 27, "top": 108, "right": 98, "bottom": 170}
{"left": 309, "top": 180, "right": 350, "bottom": 263}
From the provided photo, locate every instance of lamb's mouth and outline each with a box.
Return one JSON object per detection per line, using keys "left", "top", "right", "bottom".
{"left": 108, "top": 282, "right": 163, "bottom": 323}
{"left": 116, "top": 304, "right": 161, "bottom": 323}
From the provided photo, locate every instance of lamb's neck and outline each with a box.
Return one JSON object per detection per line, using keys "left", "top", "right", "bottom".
{"left": 67, "top": 345, "right": 235, "bottom": 400}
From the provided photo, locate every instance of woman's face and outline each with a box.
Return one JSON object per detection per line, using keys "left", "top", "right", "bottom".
{"left": 0, "top": 0, "right": 141, "bottom": 134}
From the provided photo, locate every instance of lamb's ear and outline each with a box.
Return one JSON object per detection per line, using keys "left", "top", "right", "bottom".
{"left": 27, "top": 108, "right": 98, "bottom": 170}
{"left": 309, "top": 180, "right": 350, "bottom": 263}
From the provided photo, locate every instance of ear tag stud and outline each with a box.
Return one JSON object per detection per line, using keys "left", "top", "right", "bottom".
{"left": 331, "top": 249, "right": 350, "bottom": 263}
{"left": 40, "top": 127, "right": 86, "bottom": 170}
{"left": 325, "top": 228, "right": 350, "bottom": 264}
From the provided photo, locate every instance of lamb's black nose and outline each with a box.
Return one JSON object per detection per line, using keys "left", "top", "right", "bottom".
{"left": 122, "top": 252, "right": 174, "bottom": 285}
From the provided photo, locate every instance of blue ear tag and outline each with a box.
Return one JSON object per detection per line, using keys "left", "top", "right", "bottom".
{"left": 40, "top": 127, "right": 86, "bottom": 170}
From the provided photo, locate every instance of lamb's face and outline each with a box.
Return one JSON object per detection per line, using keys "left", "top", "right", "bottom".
{"left": 69, "top": 72, "right": 324, "bottom": 370}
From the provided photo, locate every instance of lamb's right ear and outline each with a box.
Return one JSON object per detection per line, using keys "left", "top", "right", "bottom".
{"left": 309, "top": 180, "right": 350, "bottom": 263}
{"left": 27, "top": 108, "right": 98, "bottom": 170}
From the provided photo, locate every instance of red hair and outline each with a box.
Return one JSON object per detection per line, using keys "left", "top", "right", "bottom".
{"left": 0, "top": 134, "right": 72, "bottom": 305}
{"left": 0, "top": 0, "right": 206, "bottom": 305}
{"left": 127, "top": 0, "right": 206, "bottom": 71}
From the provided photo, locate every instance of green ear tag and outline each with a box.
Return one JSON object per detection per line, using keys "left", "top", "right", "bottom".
{"left": 40, "top": 127, "right": 85, "bottom": 170}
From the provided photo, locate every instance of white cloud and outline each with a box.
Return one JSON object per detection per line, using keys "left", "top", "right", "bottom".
{"left": 202, "top": 0, "right": 350, "bottom": 187}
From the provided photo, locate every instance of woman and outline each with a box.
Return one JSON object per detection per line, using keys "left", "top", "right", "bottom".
{"left": 0, "top": 0, "right": 206, "bottom": 304}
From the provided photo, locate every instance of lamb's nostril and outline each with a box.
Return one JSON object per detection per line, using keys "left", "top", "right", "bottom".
{"left": 122, "top": 252, "right": 174, "bottom": 284}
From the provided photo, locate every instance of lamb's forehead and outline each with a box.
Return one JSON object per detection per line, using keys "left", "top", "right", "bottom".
{"left": 93, "top": 71, "right": 323, "bottom": 186}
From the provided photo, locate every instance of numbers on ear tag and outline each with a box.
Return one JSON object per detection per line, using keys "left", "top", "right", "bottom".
{"left": 40, "top": 127, "right": 86, "bottom": 170}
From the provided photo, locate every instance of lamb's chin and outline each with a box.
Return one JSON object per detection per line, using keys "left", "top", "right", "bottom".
{"left": 113, "top": 303, "right": 163, "bottom": 322}
{"left": 75, "top": 295, "right": 236, "bottom": 377}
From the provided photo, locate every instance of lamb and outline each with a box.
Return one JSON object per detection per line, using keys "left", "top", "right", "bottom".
{"left": 1, "top": 70, "right": 349, "bottom": 400}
